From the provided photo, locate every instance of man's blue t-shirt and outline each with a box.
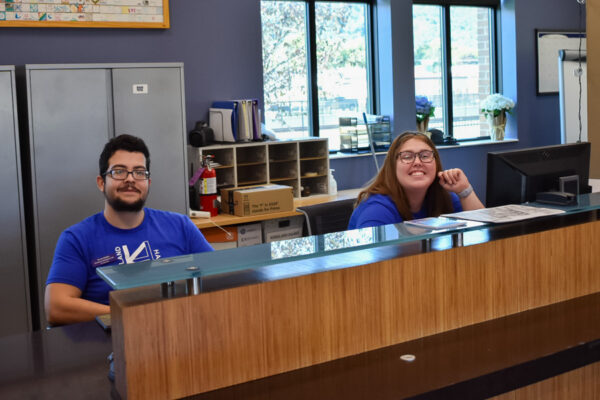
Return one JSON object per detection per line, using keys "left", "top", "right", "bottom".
{"left": 46, "top": 208, "right": 213, "bottom": 305}
{"left": 348, "top": 193, "right": 463, "bottom": 229}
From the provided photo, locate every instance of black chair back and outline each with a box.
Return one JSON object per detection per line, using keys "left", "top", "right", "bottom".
{"left": 296, "top": 198, "right": 356, "bottom": 236}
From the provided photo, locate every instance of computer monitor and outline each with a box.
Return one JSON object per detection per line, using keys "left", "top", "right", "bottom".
{"left": 486, "top": 142, "right": 591, "bottom": 207}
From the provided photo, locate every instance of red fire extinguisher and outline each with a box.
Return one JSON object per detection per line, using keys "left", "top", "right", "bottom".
{"left": 198, "top": 155, "right": 218, "bottom": 217}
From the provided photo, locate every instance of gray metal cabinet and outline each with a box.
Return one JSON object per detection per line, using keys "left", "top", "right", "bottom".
{"left": 112, "top": 67, "right": 188, "bottom": 212}
{"left": 0, "top": 66, "right": 31, "bottom": 336}
{"left": 24, "top": 63, "right": 189, "bottom": 326}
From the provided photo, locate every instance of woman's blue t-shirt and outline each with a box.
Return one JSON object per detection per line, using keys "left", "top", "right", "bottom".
{"left": 348, "top": 193, "right": 462, "bottom": 229}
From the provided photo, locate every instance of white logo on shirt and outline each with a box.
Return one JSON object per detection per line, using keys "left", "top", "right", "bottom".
{"left": 115, "top": 241, "right": 161, "bottom": 264}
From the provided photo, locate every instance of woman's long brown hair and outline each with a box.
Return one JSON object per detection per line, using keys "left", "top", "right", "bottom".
{"left": 355, "top": 131, "right": 454, "bottom": 220}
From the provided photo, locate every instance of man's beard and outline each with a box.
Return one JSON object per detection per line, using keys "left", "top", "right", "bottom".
{"left": 104, "top": 185, "right": 147, "bottom": 212}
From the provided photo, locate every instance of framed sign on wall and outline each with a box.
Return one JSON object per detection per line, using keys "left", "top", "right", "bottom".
{"left": 536, "top": 30, "right": 586, "bottom": 95}
{"left": 0, "top": 0, "right": 170, "bottom": 29}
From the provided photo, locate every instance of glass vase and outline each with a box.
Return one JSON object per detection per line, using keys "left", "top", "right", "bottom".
{"left": 416, "top": 116, "right": 430, "bottom": 137}
{"left": 487, "top": 112, "right": 506, "bottom": 141}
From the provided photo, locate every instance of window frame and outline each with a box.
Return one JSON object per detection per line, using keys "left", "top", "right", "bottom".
{"left": 262, "top": 0, "right": 377, "bottom": 142}
{"left": 413, "top": 0, "right": 500, "bottom": 141}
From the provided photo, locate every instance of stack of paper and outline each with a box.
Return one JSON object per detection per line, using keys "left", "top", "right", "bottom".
{"left": 442, "top": 204, "right": 565, "bottom": 223}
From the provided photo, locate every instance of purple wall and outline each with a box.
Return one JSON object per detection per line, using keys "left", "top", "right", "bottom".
{"left": 511, "top": 0, "right": 586, "bottom": 147}
{"left": 0, "top": 0, "right": 264, "bottom": 132}
{"left": 0, "top": 0, "right": 586, "bottom": 202}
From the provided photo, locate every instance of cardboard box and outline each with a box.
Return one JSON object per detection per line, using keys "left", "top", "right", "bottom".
{"left": 237, "top": 223, "right": 262, "bottom": 247}
{"left": 262, "top": 215, "right": 305, "bottom": 243}
{"left": 220, "top": 184, "right": 263, "bottom": 215}
{"left": 221, "top": 185, "right": 294, "bottom": 217}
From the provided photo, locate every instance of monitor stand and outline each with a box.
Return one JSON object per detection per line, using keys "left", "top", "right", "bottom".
{"left": 559, "top": 175, "right": 579, "bottom": 195}
{"left": 536, "top": 191, "right": 577, "bottom": 206}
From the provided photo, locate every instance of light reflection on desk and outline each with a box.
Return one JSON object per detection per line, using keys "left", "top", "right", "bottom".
{"left": 269, "top": 227, "right": 380, "bottom": 261}
{"left": 268, "top": 222, "right": 467, "bottom": 260}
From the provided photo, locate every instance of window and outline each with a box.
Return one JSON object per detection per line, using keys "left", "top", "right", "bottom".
{"left": 413, "top": 1, "right": 498, "bottom": 140}
{"left": 261, "top": 0, "right": 374, "bottom": 151}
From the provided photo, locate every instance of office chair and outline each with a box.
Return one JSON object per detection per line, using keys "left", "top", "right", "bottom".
{"left": 296, "top": 198, "right": 356, "bottom": 236}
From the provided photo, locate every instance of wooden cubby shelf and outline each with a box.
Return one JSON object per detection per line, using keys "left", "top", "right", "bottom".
{"left": 189, "top": 138, "right": 329, "bottom": 198}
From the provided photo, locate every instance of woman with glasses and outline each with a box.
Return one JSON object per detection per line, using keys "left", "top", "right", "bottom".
{"left": 348, "top": 131, "right": 483, "bottom": 229}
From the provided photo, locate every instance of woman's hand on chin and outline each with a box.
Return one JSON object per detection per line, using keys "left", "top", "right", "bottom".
{"left": 438, "top": 168, "right": 470, "bottom": 193}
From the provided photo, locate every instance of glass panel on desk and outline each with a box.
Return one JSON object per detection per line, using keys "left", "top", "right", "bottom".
{"left": 98, "top": 193, "right": 600, "bottom": 291}
{"left": 544, "top": 192, "right": 600, "bottom": 211}
{"left": 97, "top": 219, "right": 486, "bottom": 291}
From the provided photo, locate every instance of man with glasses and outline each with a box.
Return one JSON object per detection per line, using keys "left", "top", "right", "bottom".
{"left": 45, "top": 134, "right": 213, "bottom": 325}
{"left": 348, "top": 131, "right": 483, "bottom": 229}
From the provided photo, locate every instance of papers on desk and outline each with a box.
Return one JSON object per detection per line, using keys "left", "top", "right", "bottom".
{"left": 442, "top": 204, "right": 565, "bottom": 224}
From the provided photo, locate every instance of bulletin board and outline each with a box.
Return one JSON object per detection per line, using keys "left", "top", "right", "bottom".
{"left": 536, "top": 30, "right": 586, "bottom": 95}
{"left": 0, "top": 0, "right": 170, "bottom": 29}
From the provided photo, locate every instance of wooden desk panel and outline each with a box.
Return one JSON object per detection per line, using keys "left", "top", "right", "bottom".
{"left": 194, "top": 291, "right": 600, "bottom": 400}
{"left": 111, "top": 220, "right": 600, "bottom": 399}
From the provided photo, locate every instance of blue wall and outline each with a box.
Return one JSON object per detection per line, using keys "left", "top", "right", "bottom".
{"left": 0, "top": 0, "right": 585, "bottom": 203}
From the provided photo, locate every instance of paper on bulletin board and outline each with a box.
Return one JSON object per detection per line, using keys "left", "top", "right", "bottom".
{"left": 0, "top": 0, "right": 170, "bottom": 29}
{"left": 536, "top": 31, "right": 586, "bottom": 95}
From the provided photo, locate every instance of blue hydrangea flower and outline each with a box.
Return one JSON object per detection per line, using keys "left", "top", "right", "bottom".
{"left": 416, "top": 95, "right": 435, "bottom": 122}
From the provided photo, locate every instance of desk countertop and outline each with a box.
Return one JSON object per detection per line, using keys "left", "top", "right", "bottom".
{"left": 191, "top": 188, "right": 360, "bottom": 230}
{"left": 0, "top": 321, "right": 113, "bottom": 399}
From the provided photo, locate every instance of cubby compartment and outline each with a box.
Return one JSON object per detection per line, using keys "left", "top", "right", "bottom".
{"left": 236, "top": 144, "right": 266, "bottom": 165}
{"left": 269, "top": 160, "right": 298, "bottom": 181}
{"left": 237, "top": 163, "right": 268, "bottom": 186}
{"left": 277, "top": 178, "right": 300, "bottom": 197}
{"left": 269, "top": 142, "right": 298, "bottom": 162}
{"left": 215, "top": 168, "right": 235, "bottom": 189}
{"left": 301, "top": 175, "right": 328, "bottom": 196}
{"left": 204, "top": 148, "right": 234, "bottom": 167}
{"left": 189, "top": 146, "right": 234, "bottom": 172}
{"left": 300, "top": 158, "right": 328, "bottom": 178}
{"left": 300, "top": 139, "right": 328, "bottom": 159}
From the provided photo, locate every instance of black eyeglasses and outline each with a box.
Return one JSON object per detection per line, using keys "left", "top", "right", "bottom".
{"left": 396, "top": 150, "right": 435, "bottom": 164}
{"left": 103, "top": 168, "right": 150, "bottom": 180}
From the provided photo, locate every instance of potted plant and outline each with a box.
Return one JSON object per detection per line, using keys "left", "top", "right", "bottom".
{"left": 416, "top": 95, "right": 435, "bottom": 135}
{"left": 480, "top": 93, "right": 515, "bottom": 141}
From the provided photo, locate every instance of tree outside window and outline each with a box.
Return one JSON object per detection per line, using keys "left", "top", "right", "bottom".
{"left": 413, "top": 3, "right": 497, "bottom": 140}
{"left": 261, "top": 0, "right": 373, "bottom": 151}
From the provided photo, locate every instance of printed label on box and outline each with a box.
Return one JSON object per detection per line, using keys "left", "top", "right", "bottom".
{"left": 237, "top": 223, "right": 262, "bottom": 247}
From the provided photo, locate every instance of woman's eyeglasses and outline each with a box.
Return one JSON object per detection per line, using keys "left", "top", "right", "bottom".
{"left": 396, "top": 150, "right": 435, "bottom": 164}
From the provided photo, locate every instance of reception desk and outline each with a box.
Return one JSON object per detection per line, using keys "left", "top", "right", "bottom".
{"left": 2, "top": 293, "right": 599, "bottom": 399}
{"left": 3, "top": 195, "right": 600, "bottom": 399}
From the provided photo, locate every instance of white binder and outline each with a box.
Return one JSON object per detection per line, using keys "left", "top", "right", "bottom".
{"left": 209, "top": 108, "right": 236, "bottom": 142}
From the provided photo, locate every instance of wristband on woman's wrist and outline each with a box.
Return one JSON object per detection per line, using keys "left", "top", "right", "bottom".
{"left": 457, "top": 185, "right": 473, "bottom": 199}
